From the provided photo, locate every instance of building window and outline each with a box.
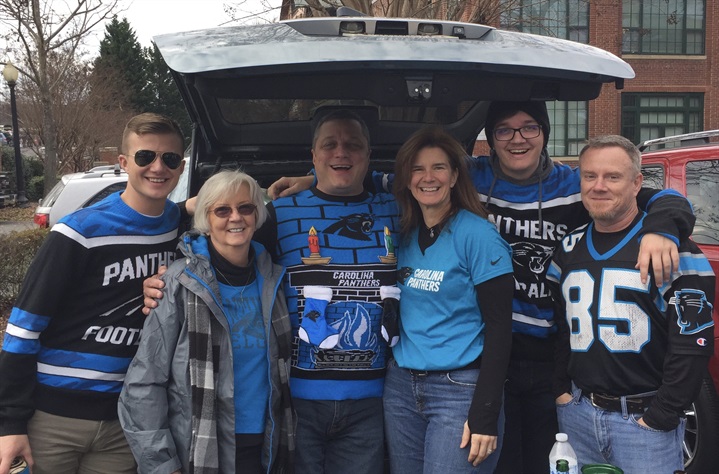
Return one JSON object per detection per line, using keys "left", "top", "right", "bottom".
{"left": 500, "top": 0, "right": 588, "bottom": 42}
{"left": 622, "top": 0, "right": 705, "bottom": 55}
{"left": 621, "top": 93, "right": 703, "bottom": 145}
{"left": 547, "top": 101, "right": 587, "bottom": 157}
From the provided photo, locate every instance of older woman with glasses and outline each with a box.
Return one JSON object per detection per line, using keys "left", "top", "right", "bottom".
{"left": 383, "top": 127, "right": 514, "bottom": 474}
{"left": 118, "top": 170, "right": 294, "bottom": 474}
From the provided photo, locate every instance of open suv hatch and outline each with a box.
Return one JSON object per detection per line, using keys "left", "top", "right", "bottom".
{"left": 153, "top": 11, "right": 633, "bottom": 200}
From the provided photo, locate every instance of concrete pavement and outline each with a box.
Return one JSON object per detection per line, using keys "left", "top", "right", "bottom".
{"left": 0, "top": 220, "right": 35, "bottom": 235}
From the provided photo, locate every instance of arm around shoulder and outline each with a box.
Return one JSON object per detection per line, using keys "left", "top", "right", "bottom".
{"left": 637, "top": 188, "right": 695, "bottom": 242}
{"left": 119, "top": 277, "right": 187, "bottom": 474}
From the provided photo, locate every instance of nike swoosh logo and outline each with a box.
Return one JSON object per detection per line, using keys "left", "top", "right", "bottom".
{"left": 490, "top": 257, "right": 502, "bottom": 265}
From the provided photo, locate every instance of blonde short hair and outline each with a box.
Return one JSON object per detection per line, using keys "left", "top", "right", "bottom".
{"left": 193, "top": 170, "right": 268, "bottom": 233}
{"left": 121, "top": 113, "right": 184, "bottom": 154}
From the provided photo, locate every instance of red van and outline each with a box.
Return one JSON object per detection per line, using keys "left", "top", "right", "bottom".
{"left": 640, "top": 131, "right": 719, "bottom": 474}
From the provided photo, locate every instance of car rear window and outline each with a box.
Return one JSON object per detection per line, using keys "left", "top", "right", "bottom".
{"left": 218, "top": 98, "right": 477, "bottom": 125}
{"left": 686, "top": 160, "right": 719, "bottom": 245}
{"left": 41, "top": 180, "right": 67, "bottom": 207}
{"left": 84, "top": 182, "right": 127, "bottom": 208}
{"left": 641, "top": 165, "right": 665, "bottom": 189}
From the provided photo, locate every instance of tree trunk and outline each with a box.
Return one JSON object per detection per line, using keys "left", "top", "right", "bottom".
{"left": 41, "top": 85, "right": 58, "bottom": 195}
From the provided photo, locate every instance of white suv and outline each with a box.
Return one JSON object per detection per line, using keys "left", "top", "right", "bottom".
{"left": 33, "top": 165, "right": 128, "bottom": 228}
{"left": 34, "top": 161, "right": 190, "bottom": 228}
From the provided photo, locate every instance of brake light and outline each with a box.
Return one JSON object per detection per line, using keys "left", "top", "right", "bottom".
{"left": 34, "top": 213, "right": 49, "bottom": 228}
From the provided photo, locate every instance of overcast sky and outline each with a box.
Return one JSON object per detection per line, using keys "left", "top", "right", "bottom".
{"left": 88, "top": 0, "right": 281, "bottom": 52}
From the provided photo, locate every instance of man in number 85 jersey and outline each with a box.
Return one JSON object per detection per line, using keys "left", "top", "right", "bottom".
{"left": 548, "top": 135, "right": 715, "bottom": 474}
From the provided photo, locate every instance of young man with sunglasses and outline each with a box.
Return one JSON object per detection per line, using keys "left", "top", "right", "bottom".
{"left": 0, "top": 113, "right": 185, "bottom": 474}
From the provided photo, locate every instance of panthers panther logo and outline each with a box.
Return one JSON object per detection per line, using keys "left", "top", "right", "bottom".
{"left": 324, "top": 213, "right": 374, "bottom": 241}
{"left": 510, "top": 242, "right": 554, "bottom": 280}
{"left": 669, "top": 289, "right": 714, "bottom": 335}
{"left": 397, "top": 267, "right": 413, "bottom": 285}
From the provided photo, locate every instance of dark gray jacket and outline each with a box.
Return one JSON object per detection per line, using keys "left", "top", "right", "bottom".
{"left": 118, "top": 231, "right": 294, "bottom": 473}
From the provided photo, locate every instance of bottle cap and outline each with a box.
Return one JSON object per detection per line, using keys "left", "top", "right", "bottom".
{"left": 555, "top": 432, "right": 568, "bottom": 442}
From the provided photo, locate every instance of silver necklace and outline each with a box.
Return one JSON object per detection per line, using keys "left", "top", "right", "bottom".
{"left": 215, "top": 265, "right": 254, "bottom": 299}
{"left": 425, "top": 222, "right": 442, "bottom": 239}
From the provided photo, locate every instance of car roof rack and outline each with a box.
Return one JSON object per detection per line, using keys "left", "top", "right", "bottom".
{"left": 638, "top": 130, "right": 719, "bottom": 151}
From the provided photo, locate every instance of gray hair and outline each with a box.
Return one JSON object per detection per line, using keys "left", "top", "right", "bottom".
{"left": 579, "top": 135, "right": 642, "bottom": 175}
{"left": 193, "top": 170, "right": 268, "bottom": 233}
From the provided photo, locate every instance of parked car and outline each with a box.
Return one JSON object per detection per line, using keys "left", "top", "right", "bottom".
{"left": 33, "top": 165, "right": 128, "bottom": 228}
{"left": 0, "top": 131, "right": 10, "bottom": 146}
{"left": 639, "top": 131, "right": 719, "bottom": 474}
{"left": 153, "top": 10, "right": 714, "bottom": 473}
{"left": 34, "top": 161, "right": 190, "bottom": 228}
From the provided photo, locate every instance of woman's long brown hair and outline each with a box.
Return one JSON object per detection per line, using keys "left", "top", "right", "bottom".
{"left": 393, "top": 127, "right": 488, "bottom": 236}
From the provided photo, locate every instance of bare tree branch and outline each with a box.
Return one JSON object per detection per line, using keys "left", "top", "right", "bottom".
{"left": 0, "top": 0, "right": 120, "bottom": 193}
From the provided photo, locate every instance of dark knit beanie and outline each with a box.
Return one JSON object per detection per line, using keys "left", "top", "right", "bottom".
{"left": 485, "top": 101, "right": 551, "bottom": 149}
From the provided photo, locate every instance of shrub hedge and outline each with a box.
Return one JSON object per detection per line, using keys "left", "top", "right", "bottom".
{"left": 0, "top": 227, "right": 49, "bottom": 313}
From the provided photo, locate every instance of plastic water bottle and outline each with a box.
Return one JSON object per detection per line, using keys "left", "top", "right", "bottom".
{"left": 549, "top": 433, "right": 578, "bottom": 474}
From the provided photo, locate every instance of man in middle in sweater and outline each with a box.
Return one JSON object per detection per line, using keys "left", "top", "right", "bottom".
{"left": 253, "top": 109, "right": 399, "bottom": 474}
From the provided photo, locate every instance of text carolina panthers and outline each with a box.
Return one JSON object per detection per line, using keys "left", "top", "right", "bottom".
{"left": 405, "top": 269, "right": 445, "bottom": 292}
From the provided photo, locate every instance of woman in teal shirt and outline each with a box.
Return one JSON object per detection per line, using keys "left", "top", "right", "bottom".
{"left": 384, "top": 127, "right": 514, "bottom": 474}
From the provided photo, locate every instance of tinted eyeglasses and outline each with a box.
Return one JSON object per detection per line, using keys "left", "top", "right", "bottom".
{"left": 131, "top": 150, "right": 183, "bottom": 170}
{"left": 493, "top": 125, "right": 542, "bottom": 141}
{"left": 211, "top": 204, "right": 257, "bottom": 218}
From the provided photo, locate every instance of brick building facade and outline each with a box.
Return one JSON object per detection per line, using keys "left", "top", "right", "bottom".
{"left": 589, "top": 1, "right": 718, "bottom": 146}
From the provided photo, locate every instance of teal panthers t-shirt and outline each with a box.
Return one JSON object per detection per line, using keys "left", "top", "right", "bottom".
{"left": 394, "top": 210, "right": 513, "bottom": 371}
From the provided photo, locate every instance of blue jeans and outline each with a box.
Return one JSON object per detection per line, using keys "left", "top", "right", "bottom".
{"left": 495, "top": 359, "right": 558, "bottom": 474}
{"left": 383, "top": 359, "right": 503, "bottom": 474}
{"left": 556, "top": 385, "right": 685, "bottom": 474}
{"left": 294, "top": 397, "right": 384, "bottom": 474}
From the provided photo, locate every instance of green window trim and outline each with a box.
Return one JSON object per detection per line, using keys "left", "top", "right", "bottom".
{"left": 621, "top": 93, "right": 703, "bottom": 146}
{"left": 622, "top": 0, "right": 705, "bottom": 55}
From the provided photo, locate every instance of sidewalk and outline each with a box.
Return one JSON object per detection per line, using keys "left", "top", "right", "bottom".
{"left": 0, "top": 220, "right": 35, "bottom": 235}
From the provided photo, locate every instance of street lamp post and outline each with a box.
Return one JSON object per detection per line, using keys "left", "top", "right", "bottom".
{"left": 2, "top": 61, "right": 28, "bottom": 206}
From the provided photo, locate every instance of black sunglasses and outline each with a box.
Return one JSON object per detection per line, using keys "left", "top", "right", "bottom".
{"left": 131, "top": 149, "right": 183, "bottom": 170}
{"left": 211, "top": 204, "right": 257, "bottom": 218}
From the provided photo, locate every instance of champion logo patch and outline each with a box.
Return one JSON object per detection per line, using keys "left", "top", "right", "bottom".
{"left": 696, "top": 338, "right": 708, "bottom": 347}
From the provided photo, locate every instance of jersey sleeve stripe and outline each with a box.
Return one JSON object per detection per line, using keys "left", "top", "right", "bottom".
{"left": 37, "top": 373, "right": 124, "bottom": 392}
{"left": 512, "top": 312, "right": 554, "bottom": 328}
{"left": 37, "top": 362, "right": 127, "bottom": 381}
{"left": 677, "top": 252, "right": 715, "bottom": 275}
{"left": 5, "top": 323, "right": 41, "bottom": 340}
{"left": 38, "top": 348, "right": 132, "bottom": 373}
{"left": 7, "top": 307, "right": 51, "bottom": 331}
{"left": 1, "top": 333, "right": 41, "bottom": 354}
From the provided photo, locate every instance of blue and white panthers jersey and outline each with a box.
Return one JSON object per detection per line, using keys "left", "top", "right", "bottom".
{"left": 0, "top": 192, "right": 179, "bottom": 423}
{"left": 547, "top": 213, "right": 715, "bottom": 396}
